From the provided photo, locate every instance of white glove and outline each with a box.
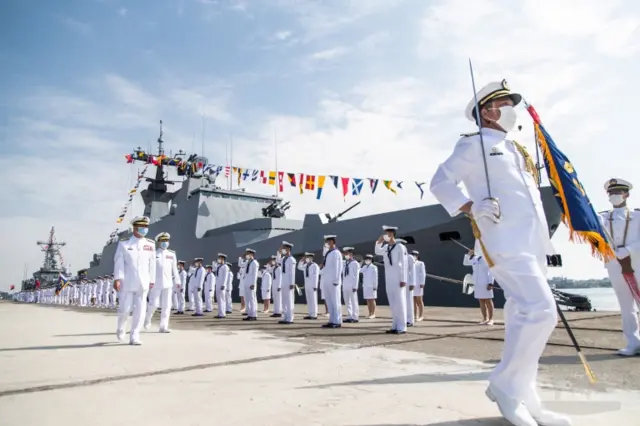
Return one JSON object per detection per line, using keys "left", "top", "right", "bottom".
{"left": 471, "top": 198, "right": 501, "bottom": 223}
{"left": 615, "top": 247, "right": 630, "bottom": 259}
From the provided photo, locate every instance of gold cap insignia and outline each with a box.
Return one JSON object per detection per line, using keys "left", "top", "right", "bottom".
{"left": 501, "top": 79, "right": 510, "bottom": 91}
{"left": 609, "top": 178, "right": 617, "bottom": 186}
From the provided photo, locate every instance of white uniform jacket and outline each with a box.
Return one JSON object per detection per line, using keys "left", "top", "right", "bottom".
{"left": 360, "top": 263, "right": 378, "bottom": 289}
{"left": 113, "top": 236, "right": 156, "bottom": 292}
{"left": 343, "top": 259, "right": 360, "bottom": 289}
{"left": 599, "top": 208, "right": 640, "bottom": 272}
{"left": 281, "top": 256, "right": 296, "bottom": 289}
{"left": 429, "top": 128, "right": 554, "bottom": 258}
{"left": 155, "top": 248, "right": 180, "bottom": 289}
{"left": 375, "top": 242, "right": 408, "bottom": 285}
{"left": 320, "top": 248, "right": 343, "bottom": 287}
{"left": 242, "top": 259, "right": 259, "bottom": 289}
{"left": 414, "top": 261, "right": 426, "bottom": 286}
{"left": 298, "top": 261, "right": 320, "bottom": 289}
{"left": 215, "top": 263, "right": 230, "bottom": 289}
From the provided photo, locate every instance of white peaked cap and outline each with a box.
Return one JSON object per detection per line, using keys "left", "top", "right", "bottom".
{"left": 343, "top": 247, "right": 354, "bottom": 251}
{"left": 323, "top": 234, "right": 337, "bottom": 240}
{"left": 464, "top": 79, "right": 522, "bottom": 122}
{"left": 282, "top": 241, "right": 293, "bottom": 248}
{"left": 382, "top": 225, "right": 398, "bottom": 231}
{"left": 155, "top": 232, "right": 170, "bottom": 241}
{"left": 131, "top": 216, "right": 150, "bottom": 226}
{"left": 604, "top": 178, "right": 632, "bottom": 192}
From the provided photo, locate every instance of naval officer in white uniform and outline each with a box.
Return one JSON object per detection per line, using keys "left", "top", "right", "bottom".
{"left": 113, "top": 216, "right": 156, "bottom": 345}
{"left": 375, "top": 226, "right": 408, "bottom": 334}
{"left": 144, "top": 232, "right": 180, "bottom": 332}
{"left": 463, "top": 247, "right": 495, "bottom": 325}
{"left": 599, "top": 178, "right": 640, "bottom": 356}
{"left": 430, "top": 80, "right": 570, "bottom": 426}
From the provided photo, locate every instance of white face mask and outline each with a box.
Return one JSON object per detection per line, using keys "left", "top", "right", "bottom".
{"left": 382, "top": 234, "right": 390, "bottom": 242}
{"left": 281, "top": 249, "right": 287, "bottom": 255}
{"left": 245, "top": 255, "right": 251, "bottom": 260}
{"left": 609, "top": 194, "right": 625, "bottom": 206}
{"left": 492, "top": 105, "right": 517, "bottom": 132}
{"left": 364, "top": 260, "right": 371, "bottom": 265}
{"left": 305, "top": 258, "right": 311, "bottom": 263}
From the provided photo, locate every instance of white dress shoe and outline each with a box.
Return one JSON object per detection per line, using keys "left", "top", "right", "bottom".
{"left": 129, "top": 340, "right": 143, "bottom": 346}
{"left": 116, "top": 330, "right": 125, "bottom": 342}
{"left": 143, "top": 322, "right": 150, "bottom": 331}
{"left": 523, "top": 391, "right": 572, "bottom": 426}
{"left": 617, "top": 345, "right": 640, "bottom": 356}
{"left": 159, "top": 328, "right": 171, "bottom": 333}
{"left": 486, "top": 386, "right": 537, "bottom": 426}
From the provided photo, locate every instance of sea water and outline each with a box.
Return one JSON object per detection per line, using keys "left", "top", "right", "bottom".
{"left": 561, "top": 287, "right": 620, "bottom": 312}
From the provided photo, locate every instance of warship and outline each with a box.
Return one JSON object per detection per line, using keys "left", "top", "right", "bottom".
{"left": 20, "top": 227, "right": 70, "bottom": 291}
{"left": 83, "top": 123, "right": 565, "bottom": 308}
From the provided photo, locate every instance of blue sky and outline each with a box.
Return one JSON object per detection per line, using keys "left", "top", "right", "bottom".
{"left": 2, "top": 0, "right": 640, "bottom": 290}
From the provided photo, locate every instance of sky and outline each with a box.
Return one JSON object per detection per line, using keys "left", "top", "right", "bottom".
{"left": 1, "top": 0, "right": 639, "bottom": 291}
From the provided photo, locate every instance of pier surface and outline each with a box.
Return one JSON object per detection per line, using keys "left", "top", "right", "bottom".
{"left": 1, "top": 301, "right": 638, "bottom": 425}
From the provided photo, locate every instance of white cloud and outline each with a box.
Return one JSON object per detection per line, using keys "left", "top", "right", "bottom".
{"left": 4, "top": 0, "right": 640, "bottom": 292}
{"left": 118, "top": 7, "right": 128, "bottom": 16}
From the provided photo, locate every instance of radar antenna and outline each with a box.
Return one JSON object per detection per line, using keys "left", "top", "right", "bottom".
{"left": 36, "top": 227, "right": 66, "bottom": 271}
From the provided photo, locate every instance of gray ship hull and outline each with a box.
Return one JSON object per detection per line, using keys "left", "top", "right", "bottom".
{"left": 86, "top": 178, "right": 562, "bottom": 308}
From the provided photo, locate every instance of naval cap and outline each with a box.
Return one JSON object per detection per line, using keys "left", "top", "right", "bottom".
{"left": 226, "top": 261, "right": 232, "bottom": 266}
{"left": 342, "top": 246, "right": 354, "bottom": 252}
{"left": 217, "top": 253, "right": 227, "bottom": 258}
{"left": 411, "top": 250, "right": 420, "bottom": 256}
{"left": 178, "top": 260, "right": 185, "bottom": 265}
{"left": 245, "top": 248, "right": 256, "bottom": 254}
{"left": 304, "top": 252, "right": 315, "bottom": 257}
{"left": 323, "top": 234, "right": 337, "bottom": 240}
{"left": 465, "top": 79, "right": 522, "bottom": 122}
{"left": 155, "top": 232, "right": 170, "bottom": 242}
{"left": 382, "top": 225, "right": 398, "bottom": 232}
{"left": 205, "top": 264, "right": 212, "bottom": 269}
{"left": 282, "top": 241, "right": 293, "bottom": 248}
{"left": 364, "top": 254, "right": 374, "bottom": 259}
{"left": 604, "top": 178, "right": 632, "bottom": 192}
{"left": 131, "top": 215, "right": 150, "bottom": 227}
{"left": 194, "top": 257, "right": 204, "bottom": 262}
{"left": 270, "top": 255, "right": 277, "bottom": 259}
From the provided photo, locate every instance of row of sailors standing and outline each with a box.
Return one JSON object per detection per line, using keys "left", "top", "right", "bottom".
{"left": 20, "top": 276, "right": 119, "bottom": 308}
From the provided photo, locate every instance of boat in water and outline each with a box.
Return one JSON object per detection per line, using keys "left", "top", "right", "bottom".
{"left": 20, "top": 227, "right": 70, "bottom": 291}
{"left": 82, "top": 123, "right": 565, "bottom": 308}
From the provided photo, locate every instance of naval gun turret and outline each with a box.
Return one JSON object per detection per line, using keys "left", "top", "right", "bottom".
{"left": 262, "top": 200, "right": 291, "bottom": 218}
{"left": 325, "top": 201, "right": 361, "bottom": 223}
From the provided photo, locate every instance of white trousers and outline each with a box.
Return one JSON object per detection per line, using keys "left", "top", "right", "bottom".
{"left": 305, "top": 284, "right": 318, "bottom": 318}
{"left": 188, "top": 282, "right": 202, "bottom": 314}
{"left": 488, "top": 253, "right": 557, "bottom": 401}
{"left": 325, "top": 282, "right": 342, "bottom": 325}
{"left": 117, "top": 289, "right": 148, "bottom": 342}
{"left": 386, "top": 281, "right": 407, "bottom": 332}
{"left": 145, "top": 286, "right": 172, "bottom": 331}
{"left": 342, "top": 284, "right": 359, "bottom": 320}
{"left": 607, "top": 267, "right": 640, "bottom": 348}
{"left": 245, "top": 283, "right": 258, "bottom": 317}
{"left": 172, "top": 288, "right": 178, "bottom": 309}
{"left": 225, "top": 287, "right": 232, "bottom": 312}
{"left": 406, "top": 287, "right": 415, "bottom": 324}
{"left": 282, "top": 286, "right": 295, "bottom": 322}
{"left": 216, "top": 284, "right": 227, "bottom": 316}
{"left": 272, "top": 282, "right": 282, "bottom": 314}
{"left": 203, "top": 280, "right": 214, "bottom": 311}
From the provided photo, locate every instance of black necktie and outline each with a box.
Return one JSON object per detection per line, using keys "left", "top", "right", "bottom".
{"left": 306, "top": 263, "right": 311, "bottom": 277}
{"left": 387, "top": 244, "right": 396, "bottom": 266}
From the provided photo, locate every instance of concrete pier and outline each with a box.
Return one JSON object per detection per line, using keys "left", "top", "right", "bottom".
{"left": 0, "top": 301, "right": 638, "bottom": 425}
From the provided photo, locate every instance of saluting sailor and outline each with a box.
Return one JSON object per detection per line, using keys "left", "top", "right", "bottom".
{"left": 113, "top": 216, "right": 156, "bottom": 346}
{"left": 144, "top": 232, "right": 180, "bottom": 333}
{"left": 342, "top": 247, "right": 360, "bottom": 323}
{"left": 375, "top": 226, "right": 408, "bottom": 334}
{"left": 430, "top": 80, "right": 570, "bottom": 426}
{"left": 214, "top": 253, "right": 230, "bottom": 318}
{"left": 242, "top": 248, "right": 259, "bottom": 321}
{"left": 279, "top": 241, "right": 296, "bottom": 324}
{"left": 189, "top": 258, "right": 205, "bottom": 317}
{"left": 321, "top": 234, "right": 343, "bottom": 328}
{"left": 599, "top": 178, "right": 640, "bottom": 356}
{"left": 298, "top": 252, "right": 319, "bottom": 320}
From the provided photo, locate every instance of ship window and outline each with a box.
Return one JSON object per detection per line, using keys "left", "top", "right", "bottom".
{"left": 439, "top": 231, "right": 461, "bottom": 242}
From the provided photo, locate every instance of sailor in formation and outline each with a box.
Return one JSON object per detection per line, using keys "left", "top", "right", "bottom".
{"left": 299, "top": 252, "right": 319, "bottom": 319}
{"left": 203, "top": 264, "right": 215, "bottom": 312}
{"left": 113, "top": 216, "right": 156, "bottom": 346}
{"left": 237, "top": 257, "right": 247, "bottom": 314}
{"left": 214, "top": 253, "right": 230, "bottom": 318}
{"left": 241, "top": 248, "right": 259, "bottom": 321}
{"left": 321, "top": 234, "right": 343, "bottom": 328}
{"left": 270, "top": 255, "right": 283, "bottom": 318}
{"left": 463, "top": 247, "right": 495, "bottom": 325}
{"left": 188, "top": 258, "right": 205, "bottom": 317}
{"left": 186, "top": 260, "right": 196, "bottom": 312}
{"left": 278, "top": 242, "right": 296, "bottom": 324}
{"left": 375, "top": 226, "right": 408, "bottom": 334}
{"left": 430, "top": 80, "right": 570, "bottom": 426}
{"left": 143, "top": 232, "right": 179, "bottom": 333}
{"left": 225, "top": 261, "right": 234, "bottom": 314}
{"left": 260, "top": 261, "right": 273, "bottom": 314}
{"left": 599, "top": 178, "right": 640, "bottom": 356}
{"left": 360, "top": 254, "right": 378, "bottom": 319}
{"left": 400, "top": 238, "right": 416, "bottom": 327}
{"left": 342, "top": 247, "right": 360, "bottom": 323}
{"left": 174, "top": 261, "right": 187, "bottom": 314}
{"left": 411, "top": 251, "right": 426, "bottom": 321}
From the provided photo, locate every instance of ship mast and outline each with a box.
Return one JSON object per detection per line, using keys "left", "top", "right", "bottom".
{"left": 274, "top": 129, "right": 279, "bottom": 197}
{"left": 36, "top": 227, "right": 66, "bottom": 271}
